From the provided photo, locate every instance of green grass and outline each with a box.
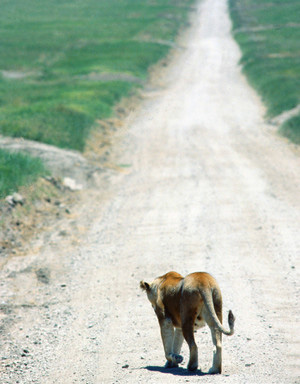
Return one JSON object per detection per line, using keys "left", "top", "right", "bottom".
{"left": 0, "top": 150, "right": 49, "bottom": 198}
{"left": 279, "top": 114, "right": 300, "bottom": 144}
{"left": 0, "top": 0, "right": 195, "bottom": 198}
{"left": 0, "top": 0, "right": 195, "bottom": 150}
{"left": 229, "top": 0, "right": 300, "bottom": 143}
{"left": 0, "top": 80, "right": 132, "bottom": 151}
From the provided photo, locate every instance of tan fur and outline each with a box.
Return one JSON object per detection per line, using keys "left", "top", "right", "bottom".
{"left": 140, "top": 271, "right": 235, "bottom": 373}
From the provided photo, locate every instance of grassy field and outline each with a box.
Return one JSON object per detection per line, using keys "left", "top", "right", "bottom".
{"left": 0, "top": 0, "right": 195, "bottom": 198}
{"left": 0, "top": 0, "right": 195, "bottom": 150}
{"left": 0, "top": 150, "right": 48, "bottom": 199}
{"left": 229, "top": 0, "right": 300, "bottom": 143}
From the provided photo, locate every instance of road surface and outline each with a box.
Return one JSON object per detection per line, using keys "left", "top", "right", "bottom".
{"left": 1, "top": 0, "right": 299, "bottom": 383}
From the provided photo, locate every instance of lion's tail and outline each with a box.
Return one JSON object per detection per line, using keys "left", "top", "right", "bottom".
{"left": 201, "top": 289, "right": 235, "bottom": 336}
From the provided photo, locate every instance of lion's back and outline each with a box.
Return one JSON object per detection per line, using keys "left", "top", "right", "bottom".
{"left": 183, "top": 272, "right": 217, "bottom": 291}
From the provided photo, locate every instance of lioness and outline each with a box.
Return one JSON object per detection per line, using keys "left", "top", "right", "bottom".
{"left": 140, "top": 271, "right": 235, "bottom": 373}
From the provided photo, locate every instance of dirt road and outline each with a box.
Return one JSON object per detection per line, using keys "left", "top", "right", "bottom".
{"left": 1, "top": 0, "right": 299, "bottom": 383}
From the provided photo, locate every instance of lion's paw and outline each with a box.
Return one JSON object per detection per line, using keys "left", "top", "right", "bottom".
{"left": 166, "top": 353, "right": 183, "bottom": 367}
{"left": 187, "top": 361, "right": 198, "bottom": 371}
{"left": 164, "top": 360, "right": 178, "bottom": 368}
{"left": 208, "top": 366, "right": 221, "bottom": 374}
{"left": 171, "top": 353, "right": 183, "bottom": 364}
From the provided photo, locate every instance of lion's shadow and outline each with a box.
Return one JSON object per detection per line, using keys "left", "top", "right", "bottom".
{"left": 144, "top": 365, "right": 210, "bottom": 377}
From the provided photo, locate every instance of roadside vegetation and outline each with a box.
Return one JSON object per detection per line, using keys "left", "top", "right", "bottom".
{"left": 229, "top": 0, "right": 300, "bottom": 144}
{"left": 0, "top": 150, "right": 48, "bottom": 199}
{"left": 0, "top": 0, "right": 195, "bottom": 198}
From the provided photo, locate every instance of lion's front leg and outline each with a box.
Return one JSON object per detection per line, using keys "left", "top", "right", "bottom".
{"left": 159, "top": 318, "right": 183, "bottom": 368}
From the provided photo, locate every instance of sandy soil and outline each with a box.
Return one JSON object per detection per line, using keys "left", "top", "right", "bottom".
{"left": 0, "top": 0, "right": 299, "bottom": 383}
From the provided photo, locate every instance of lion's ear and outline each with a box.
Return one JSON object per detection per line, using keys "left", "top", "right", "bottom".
{"left": 140, "top": 281, "right": 150, "bottom": 291}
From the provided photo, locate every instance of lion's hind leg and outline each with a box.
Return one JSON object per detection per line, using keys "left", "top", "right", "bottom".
{"left": 173, "top": 328, "right": 184, "bottom": 355}
{"left": 160, "top": 319, "right": 183, "bottom": 368}
{"left": 181, "top": 294, "right": 199, "bottom": 371}
{"left": 208, "top": 329, "right": 222, "bottom": 374}
{"left": 182, "top": 318, "right": 198, "bottom": 371}
{"left": 204, "top": 290, "right": 223, "bottom": 374}
{"left": 165, "top": 328, "right": 184, "bottom": 368}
